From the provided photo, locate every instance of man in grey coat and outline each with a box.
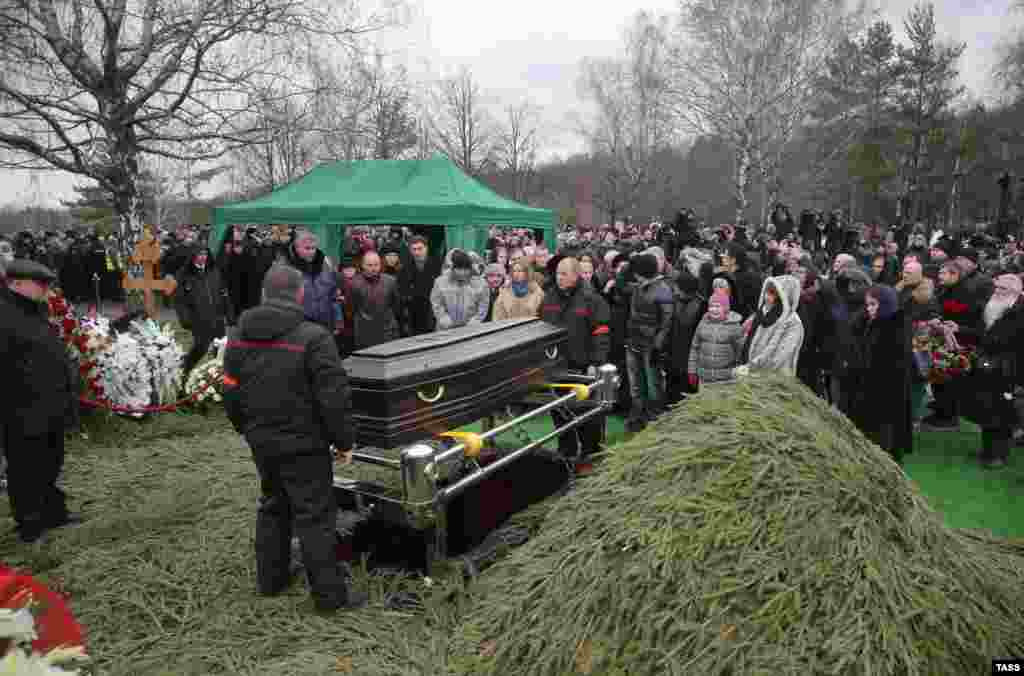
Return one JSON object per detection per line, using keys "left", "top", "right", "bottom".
{"left": 430, "top": 250, "right": 489, "bottom": 331}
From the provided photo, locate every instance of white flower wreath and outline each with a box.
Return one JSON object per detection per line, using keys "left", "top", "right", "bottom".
{"left": 90, "top": 319, "right": 184, "bottom": 415}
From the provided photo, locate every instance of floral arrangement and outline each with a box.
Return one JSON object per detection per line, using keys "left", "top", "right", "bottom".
{"left": 183, "top": 338, "right": 227, "bottom": 410}
{"left": 0, "top": 566, "right": 87, "bottom": 675}
{"left": 47, "top": 292, "right": 111, "bottom": 400}
{"left": 47, "top": 290, "right": 184, "bottom": 415}
{"left": 92, "top": 319, "right": 183, "bottom": 415}
{"left": 912, "top": 319, "right": 977, "bottom": 384}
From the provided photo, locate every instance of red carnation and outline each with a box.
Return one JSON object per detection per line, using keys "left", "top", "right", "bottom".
{"left": 62, "top": 318, "right": 76, "bottom": 334}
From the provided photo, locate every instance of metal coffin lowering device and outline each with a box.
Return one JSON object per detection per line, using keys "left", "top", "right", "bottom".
{"left": 331, "top": 319, "right": 620, "bottom": 574}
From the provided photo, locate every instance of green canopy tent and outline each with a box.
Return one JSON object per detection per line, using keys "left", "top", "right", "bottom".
{"left": 210, "top": 155, "right": 556, "bottom": 262}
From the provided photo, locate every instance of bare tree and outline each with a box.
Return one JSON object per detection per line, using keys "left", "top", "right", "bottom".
{"left": 232, "top": 83, "right": 320, "bottom": 193}
{"left": 430, "top": 66, "right": 496, "bottom": 177}
{"left": 0, "top": 0, "right": 399, "bottom": 257}
{"left": 669, "top": 0, "right": 864, "bottom": 223}
{"left": 578, "top": 11, "right": 677, "bottom": 223}
{"left": 496, "top": 102, "right": 540, "bottom": 201}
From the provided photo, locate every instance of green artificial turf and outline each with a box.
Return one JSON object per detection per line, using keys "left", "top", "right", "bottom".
{"left": 904, "top": 419, "right": 1024, "bottom": 539}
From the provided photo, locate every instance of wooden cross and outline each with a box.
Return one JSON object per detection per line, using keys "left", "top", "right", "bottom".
{"left": 121, "top": 225, "right": 177, "bottom": 319}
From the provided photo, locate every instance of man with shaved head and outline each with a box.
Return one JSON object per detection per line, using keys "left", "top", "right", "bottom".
{"left": 967, "top": 273, "right": 1024, "bottom": 467}
{"left": 348, "top": 250, "right": 401, "bottom": 349}
{"left": 540, "top": 256, "right": 611, "bottom": 460}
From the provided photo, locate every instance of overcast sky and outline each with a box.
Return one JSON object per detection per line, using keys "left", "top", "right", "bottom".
{"left": 1, "top": 0, "right": 1020, "bottom": 208}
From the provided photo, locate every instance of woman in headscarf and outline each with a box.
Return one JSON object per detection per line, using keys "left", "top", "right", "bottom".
{"left": 847, "top": 285, "right": 913, "bottom": 463}
{"left": 736, "top": 276, "right": 804, "bottom": 378}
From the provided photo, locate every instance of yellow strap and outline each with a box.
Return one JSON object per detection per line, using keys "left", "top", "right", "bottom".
{"left": 543, "top": 383, "right": 591, "bottom": 401}
{"left": 438, "top": 431, "right": 483, "bottom": 459}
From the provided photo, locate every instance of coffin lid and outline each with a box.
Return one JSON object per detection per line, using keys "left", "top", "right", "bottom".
{"left": 343, "top": 318, "right": 566, "bottom": 386}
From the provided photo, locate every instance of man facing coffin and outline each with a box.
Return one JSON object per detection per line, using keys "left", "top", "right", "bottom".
{"left": 540, "top": 257, "right": 611, "bottom": 459}
{"left": 222, "top": 264, "right": 367, "bottom": 613}
{"left": 348, "top": 251, "right": 401, "bottom": 350}
{"left": 431, "top": 249, "right": 489, "bottom": 330}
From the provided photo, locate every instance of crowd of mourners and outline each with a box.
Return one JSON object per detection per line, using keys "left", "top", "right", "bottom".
{"left": 4, "top": 204, "right": 1024, "bottom": 471}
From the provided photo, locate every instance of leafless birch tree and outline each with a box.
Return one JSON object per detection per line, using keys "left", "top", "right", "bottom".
{"left": 668, "top": 0, "right": 864, "bottom": 223}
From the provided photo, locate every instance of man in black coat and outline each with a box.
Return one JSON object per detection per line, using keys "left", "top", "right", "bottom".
{"left": 963, "top": 274, "right": 1024, "bottom": 467}
{"left": 222, "top": 264, "right": 366, "bottom": 612}
{"left": 0, "top": 260, "right": 82, "bottom": 542}
{"left": 924, "top": 259, "right": 985, "bottom": 431}
{"left": 396, "top": 235, "right": 441, "bottom": 336}
{"left": 174, "top": 245, "right": 233, "bottom": 381}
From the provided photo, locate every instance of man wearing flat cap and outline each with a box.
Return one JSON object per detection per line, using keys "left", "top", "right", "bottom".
{"left": 0, "top": 260, "right": 83, "bottom": 543}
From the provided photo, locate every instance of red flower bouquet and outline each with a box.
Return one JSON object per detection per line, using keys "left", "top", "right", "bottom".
{"left": 46, "top": 290, "right": 112, "bottom": 402}
{"left": 912, "top": 319, "right": 976, "bottom": 384}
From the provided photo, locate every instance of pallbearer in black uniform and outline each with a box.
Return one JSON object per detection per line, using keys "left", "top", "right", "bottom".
{"left": 539, "top": 257, "right": 611, "bottom": 459}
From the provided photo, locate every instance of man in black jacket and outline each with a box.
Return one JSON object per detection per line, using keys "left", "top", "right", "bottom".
{"left": 174, "top": 245, "right": 233, "bottom": 381}
{"left": 0, "top": 260, "right": 82, "bottom": 543}
{"left": 540, "top": 257, "right": 611, "bottom": 458}
{"left": 222, "top": 264, "right": 366, "bottom": 613}
{"left": 396, "top": 236, "right": 441, "bottom": 336}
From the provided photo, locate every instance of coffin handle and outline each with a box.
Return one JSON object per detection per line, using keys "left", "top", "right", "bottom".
{"left": 416, "top": 384, "right": 446, "bottom": 403}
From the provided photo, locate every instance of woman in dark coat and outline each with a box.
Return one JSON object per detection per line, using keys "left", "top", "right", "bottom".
{"left": 847, "top": 285, "right": 913, "bottom": 464}
{"left": 665, "top": 266, "right": 706, "bottom": 405}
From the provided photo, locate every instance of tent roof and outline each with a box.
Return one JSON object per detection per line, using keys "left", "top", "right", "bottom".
{"left": 212, "top": 155, "right": 555, "bottom": 228}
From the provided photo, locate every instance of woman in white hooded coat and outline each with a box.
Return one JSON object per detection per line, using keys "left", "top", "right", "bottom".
{"left": 735, "top": 275, "right": 805, "bottom": 378}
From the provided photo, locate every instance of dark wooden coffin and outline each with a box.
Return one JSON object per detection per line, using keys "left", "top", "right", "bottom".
{"left": 343, "top": 318, "right": 567, "bottom": 448}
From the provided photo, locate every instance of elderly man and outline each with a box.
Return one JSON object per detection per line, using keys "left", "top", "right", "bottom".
{"left": 431, "top": 250, "right": 489, "bottom": 331}
{"left": 964, "top": 274, "right": 1024, "bottom": 467}
{"left": 540, "top": 257, "right": 611, "bottom": 459}
{"left": 0, "top": 260, "right": 81, "bottom": 542}
{"left": 283, "top": 229, "right": 338, "bottom": 332}
{"left": 348, "top": 251, "right": 401, "bottom": 350}
{"left": 222, "top": 264, "right": 365, "bottom": 612}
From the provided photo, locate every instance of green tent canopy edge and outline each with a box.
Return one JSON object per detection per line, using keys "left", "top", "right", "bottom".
{"left": 209, "top": 155, "right": 556, "bottom": 263}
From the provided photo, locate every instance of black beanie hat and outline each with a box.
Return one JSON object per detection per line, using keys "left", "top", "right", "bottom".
{"left": 630, "top": 253, "right": 659, "bottom": 280}
{"left": 450, "top": 249, "right": 472, "bottom": 270}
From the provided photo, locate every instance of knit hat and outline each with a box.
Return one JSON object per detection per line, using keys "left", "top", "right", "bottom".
{"left": 450, "top": 249, "right": 473, "bottom": 270}
{"left": 630, "top": 253, "right": 659, "bottom": 280}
